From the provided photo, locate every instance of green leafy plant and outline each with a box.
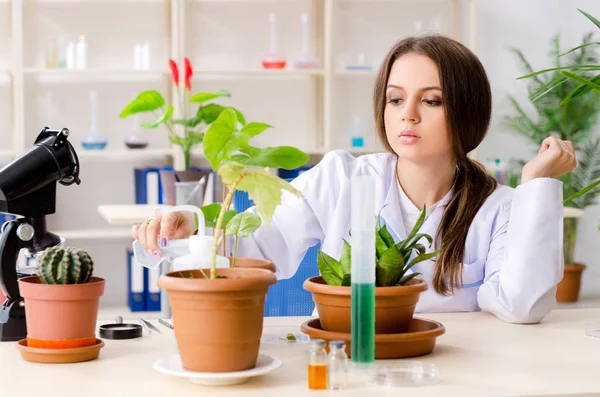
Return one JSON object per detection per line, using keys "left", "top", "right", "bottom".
{"left": 118, "top": 57, "right": 245, "bottom": 171}
{"left": 505, "top": 29, "right": 600, "bottom": 265}
{"left": 202, "top": 108, "right": 310, "bottom": 279}
{"left": 317, "top": 206, "right": 439, "bottom": 287}
{"left": 37, "top": 246, "right": 94, "bottom": 285}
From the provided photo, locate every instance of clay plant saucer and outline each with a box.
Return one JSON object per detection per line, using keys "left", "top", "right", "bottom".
{"left": 16, "top": 338, "right": 104, "bottom": 364}
{"left": 301, "top": 317, "right": 445, "bottom": 359}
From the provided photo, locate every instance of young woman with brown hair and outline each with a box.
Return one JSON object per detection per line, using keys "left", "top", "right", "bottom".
{"left": 133, "top": 34, "right": 576, "bottom": 324}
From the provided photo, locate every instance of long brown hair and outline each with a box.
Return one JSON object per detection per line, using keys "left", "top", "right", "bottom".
{"left": 373, "top": 34, "right": 497, "bottom": 296}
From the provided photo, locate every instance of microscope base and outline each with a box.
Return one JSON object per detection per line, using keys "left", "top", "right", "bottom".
{"left": 0, "top": 298, "right": 26, "bottom": 342}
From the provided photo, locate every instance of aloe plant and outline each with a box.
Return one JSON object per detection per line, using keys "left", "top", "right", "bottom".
{"left": 37, "top": 246, "right": 94, "bottom": 285}
{"left": 317, "top": 206, "right": 439, "bottom": 287}
{"left": 201, "top": 108, "right": 310, "bottom": 279}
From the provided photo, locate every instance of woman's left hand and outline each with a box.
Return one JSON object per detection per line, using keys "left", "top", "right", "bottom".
{"left": 520, "top": 136, "right": 576, "bottom": 184}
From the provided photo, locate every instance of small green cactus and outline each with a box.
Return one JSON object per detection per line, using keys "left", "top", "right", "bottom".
{"left": 37, "top": 246, "right": 94, "bottom": 285}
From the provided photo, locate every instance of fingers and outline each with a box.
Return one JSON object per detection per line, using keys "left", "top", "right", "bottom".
{"left": 159, "top": 214, "right": 177, "bottom": 247}
{"left": 138, "top": 222, "right": 149, "bottom": 252}
{"left": 131, "top": 224, "right": 140, "bottom": 239}
{"left": 146, "top": 219, "right": 161, "bottom": 257}
{"left": 564, "top": 140, "right": 574, "bottom": 154}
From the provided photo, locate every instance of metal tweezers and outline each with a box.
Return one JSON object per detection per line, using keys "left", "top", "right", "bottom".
{"left": 139, "top": 318, "right": 161, "bottom": 334}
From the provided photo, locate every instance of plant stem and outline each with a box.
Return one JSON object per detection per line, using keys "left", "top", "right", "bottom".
{"left": 211, "top": 173, "right": 245, "bottom": 279}
{"left": 564, "top": 217, "right": 579, "bottom": 265}
{"left": 232, "top": 235, "right": 239, "bottom": 268}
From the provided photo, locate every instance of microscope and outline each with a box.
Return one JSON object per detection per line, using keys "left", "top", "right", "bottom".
{"left": 0, "top": 127, "right": 80, "bottom": 341}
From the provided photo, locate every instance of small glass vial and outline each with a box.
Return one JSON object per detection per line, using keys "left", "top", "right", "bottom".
{"left": 308, "top": 339, "right": 328, "bottom": 390}
{"left": 328, "top": 340, "right": 348, "bottom": 390}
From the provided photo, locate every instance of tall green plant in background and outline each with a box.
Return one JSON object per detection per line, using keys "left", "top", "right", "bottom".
{"left": 504, "top": 28, "right": 600, "bottom": 265}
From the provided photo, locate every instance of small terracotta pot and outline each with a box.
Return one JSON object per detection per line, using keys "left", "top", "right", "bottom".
{"left": 303, "top": 276, "right": 427, "bottom": 334}
{"left": 230, "top": 257, "right": 276, "bottom": 273}
{"left": 18, "top": 276, "right": 105, "bottom": 349}
{"left": 556, "top": 263, "right": 586, "bottom": 302}
{"left": 158, "top": 267, "right": 277, "bottom": 372}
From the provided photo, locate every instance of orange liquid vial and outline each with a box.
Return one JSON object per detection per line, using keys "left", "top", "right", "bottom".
{"left": 308, "top": 363, "right": 328, "bottom": 390}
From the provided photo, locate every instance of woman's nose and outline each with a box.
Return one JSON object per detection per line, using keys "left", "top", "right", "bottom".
{"left": 401, "top": 99, "right": 420, "bottom": 123}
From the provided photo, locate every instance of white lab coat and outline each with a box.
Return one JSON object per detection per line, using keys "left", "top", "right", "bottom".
{"left": 236, "top": 150, "right": 564, "bottom": 324}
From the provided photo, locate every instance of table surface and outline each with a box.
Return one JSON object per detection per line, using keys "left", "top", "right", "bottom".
{"left": 2, "top": 308, "right": 598, "bottom": 397}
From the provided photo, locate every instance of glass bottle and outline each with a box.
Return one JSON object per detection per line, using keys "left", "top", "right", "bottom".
{"left": 328, "top": 340, "right": 348, "bottom": 390}
{"left": 308, "top": 339, "right": 327, "bottom": 390}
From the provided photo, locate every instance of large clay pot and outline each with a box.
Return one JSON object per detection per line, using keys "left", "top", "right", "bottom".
{"left": 303, "top": 276, "right": 427, "bottom": 334}
{"left": 556, "top": 263, "right": 586, "bottom": 302}
{"left": 158, "top": 267, "right": 277, "bottom": 372}
{"left": 18, "top": 276, "right": 105, "bottom": 349}
{"left": 230, "top": 257, "right": 276, "bottom": 273}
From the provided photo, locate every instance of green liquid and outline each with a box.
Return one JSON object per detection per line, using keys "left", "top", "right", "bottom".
{"left": 351, "top": 282, "right": 375, "bottom": 363}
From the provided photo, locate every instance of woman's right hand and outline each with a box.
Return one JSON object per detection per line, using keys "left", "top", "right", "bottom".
{"left": 131, "top": 207, "right": 196, "bottom": 257}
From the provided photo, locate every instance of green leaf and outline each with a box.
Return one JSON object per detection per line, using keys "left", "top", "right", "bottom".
{"left": 189, "top": 89, "right": 231, "bottom": 104}
{"left": 560, "top": 71, "right": 600, "bottom": 95}
{"left": 169, "top": 135, "right": 186, "bottom": 146}
{"left": 555, "top": 74, "right": 600, "bottom": 105}
{"left": 317, "top": 250, "right": 344, "bottom": 286}
{"left": 218, "top": 162, "right": 304, "bottom": 225}
{"left": 340, "top": 239, "right": 351, "bottom": 275}
{"left": 186, "top": 131, "right": 204, "bottom": 145}
{"left": 404, "top": 206, "right": 426, "bottom": 243}
{"left": 233, "top": 109, "right": 246, "bottom": 125}
{"left": 402, "top": 233, "right": 433, "bottom": 251}
{"left": 225, "top": 212, "right": 262, "bottom": 238}
{"left": 517, "top": 65, "right": 600, "bottom": 80}
{"left": 397, "top": 272, "right": 421, "bottom": 286}
{"left": 378, "top": 224, "right": 395, "bottom": 248}
{"left": 230, "top": 146, "right": 310, "bottom": 170}
{"left": 119, "top": 90, "right": 165, "bottom": 118}
{"left": 202, "top": 108, "right": 241, "bottom": 169}
{"left": 341, "top": 274, "right": 352, "bottom": 286}
{"left": 579, "top": 8, "right": 600, "bottom": 30}
{"left": 141, "top": 105, "right": 173, "bottom": 129}
{"left": 240, "top": 122, "right": 273, "bottom": 137}
{"left": 201, "top": 203, "right": 237, "bottom": 229}
{"left": 406, "top": 250, "right": 439, "bottom": 270}
{"left": 172, "top": 117, "right": 203, "bottom": 128}
{"left": 376, "top": 246, "right": 405, "bottom": 286}
{"left": 560, "top": 41, "right": 600, "bottom": 57}
{"left": 197, "top": 103, "right": 226, "bottom": 125}
{"left": 375, "top": 231, "right": 388, "bottom": 259}
{"left": 563, "top": 179, "right": 600, "bottom": 204}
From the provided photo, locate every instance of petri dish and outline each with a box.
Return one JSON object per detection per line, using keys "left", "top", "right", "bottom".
{"left": 585, "top": 322, "right": 600, "bottom": 338}
{"left": 368, "top": 361, "right": 440, "bottom": 387}
{"left": 261, "top": 325, "right": 310, "bottom": 345}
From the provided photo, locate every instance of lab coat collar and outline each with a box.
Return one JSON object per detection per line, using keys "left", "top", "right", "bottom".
{"left": 379, "top": 157, "right": 455, "bottom": 244}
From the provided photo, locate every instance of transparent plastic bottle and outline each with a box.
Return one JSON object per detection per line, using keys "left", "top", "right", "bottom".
{"left": 328, "top": 340, "right": 348, "bottom": 390}
{"left": 308, "top": 339, "right": 328, "bottom": 390}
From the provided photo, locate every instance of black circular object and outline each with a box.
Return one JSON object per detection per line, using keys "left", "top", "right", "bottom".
{"left": 99, "top": 323, "right": 143, "bottom": 340}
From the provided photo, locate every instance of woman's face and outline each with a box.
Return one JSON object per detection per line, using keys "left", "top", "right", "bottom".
{"left": 384, "top": 53, "right": 453, "bottom": 164}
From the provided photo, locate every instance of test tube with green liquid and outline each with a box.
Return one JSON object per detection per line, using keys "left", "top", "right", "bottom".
{"left": 350, "top": 175, "right": 376, "bottom": 364}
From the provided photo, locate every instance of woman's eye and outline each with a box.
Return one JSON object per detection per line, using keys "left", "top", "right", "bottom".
{"left": 388, "top": 98, "right": 403, "bottom": 105}
{"left": 423, "top": 99, "right": 442, "bottom": 106}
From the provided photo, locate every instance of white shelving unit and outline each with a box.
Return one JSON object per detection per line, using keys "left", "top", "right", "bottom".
{"left": 0, "top": 0, "right": 476, "bottom": 306}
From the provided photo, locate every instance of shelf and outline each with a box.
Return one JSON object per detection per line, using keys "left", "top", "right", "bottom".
{"left": 98, "top": 204, "right": 166, "bottom": 225}
{"left": 31, "top": 0, "right": 164, "bottom": 4}
{"left": 76, "top": 148, "right": 175, "bottom": 161}
{"left": 24, "top": 68, "right": 168, "bottom": 83}
{"left": 56, "top": 227, "right": 133, "bottom": 240}
{"left": 564, "top": 207, "right": 585, "bottom": 219}
{"left": 193, "top": 68, "right": 325, "bottom": 79}
{"left": 335, "top": 69, "right": 378, "bottom": 77}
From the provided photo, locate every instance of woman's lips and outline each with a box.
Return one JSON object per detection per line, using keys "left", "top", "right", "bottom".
{"left": 398, "top": 130, "right": 420, "bottom": 144}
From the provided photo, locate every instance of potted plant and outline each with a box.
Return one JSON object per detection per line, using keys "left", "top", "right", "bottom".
{"left": 17, "top": 246, "right": 104, "bottom": 355}
{"left": 303, "top": 207, "right": 436, "bottom": 335}
{"left": 504, "top": 27, "right": 600, "bottom": 302}
{"left": 158, "top": 108, "right": 310, "bottom": 373}
{"left": 119, "top": 56, "right": 245, "bottom": 205}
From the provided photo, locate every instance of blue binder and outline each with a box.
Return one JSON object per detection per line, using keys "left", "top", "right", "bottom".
{"left": 127, "top": 250, "right": 146, "bottom": 312}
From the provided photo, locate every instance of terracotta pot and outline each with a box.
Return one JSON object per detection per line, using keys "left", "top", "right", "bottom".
{"left": 159, "top": 169, "right": 211, "bottom": 206}
{"left": 18, "top": 276, "right": 105, "bottom": 349}
{"left": 556, "top": 263, "right": 586, "bottom": 302}
{"left": 158, "top": 267, "right": 277, "bottom": 372}
{"left": 230, "top": 257, "right": 276, "bottom": 273}
{"left": 303, "top": 276, "right": 427, "bottom": 334}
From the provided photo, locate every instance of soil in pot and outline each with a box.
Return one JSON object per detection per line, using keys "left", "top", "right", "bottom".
{"left": 158, "top": 267, "right": 277, "bottom": 373}
{"left": 303, "top": 276, "right": 427, "bottom": 334}
{"left": 230, "top": 257, "right": 276, "bottom": 273}
{"left": 17, "top": 276, "right": 105, "bottom": 349}
{"left": 556, "top": 263, "right": 586, "bottom": 302}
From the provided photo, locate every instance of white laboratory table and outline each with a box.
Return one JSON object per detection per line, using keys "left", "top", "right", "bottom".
{"left": 1, "top": 308, "right": 599, "bottom": 397}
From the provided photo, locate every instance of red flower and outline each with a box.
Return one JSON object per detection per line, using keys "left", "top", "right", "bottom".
{"left": 169, "top": 58, "right": 179, "bottom": 87}
{"left": 184, "top": 57, "right": 193, "bottom": 92}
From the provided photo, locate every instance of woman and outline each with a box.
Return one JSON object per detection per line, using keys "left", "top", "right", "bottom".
{"left": 133, "top": 35, "right": 576, "bottom": 324}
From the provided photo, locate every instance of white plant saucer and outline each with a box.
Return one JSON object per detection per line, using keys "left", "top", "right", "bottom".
{"left": 153, "top": 354, "right": 282, "bottom": 386}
